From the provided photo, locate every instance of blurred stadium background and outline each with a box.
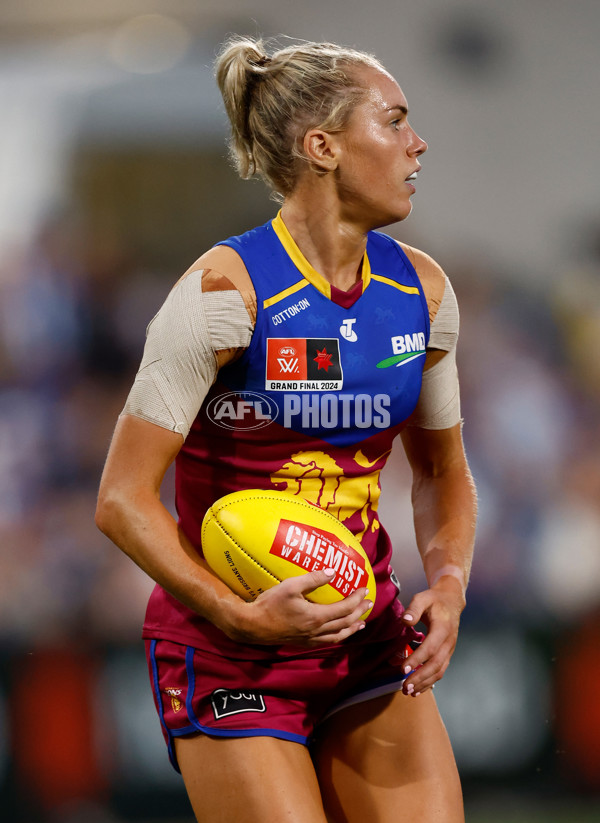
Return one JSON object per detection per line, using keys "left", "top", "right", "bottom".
{"left": 1, "top": 1, "right": 599, "bottom": 821}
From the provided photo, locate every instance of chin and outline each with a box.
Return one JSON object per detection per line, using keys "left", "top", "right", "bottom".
{"left": 373, "top": 202, "right": 413, "bottom": 229}
{"left": 397, "top": 200, "right": 414, "bottom": 221}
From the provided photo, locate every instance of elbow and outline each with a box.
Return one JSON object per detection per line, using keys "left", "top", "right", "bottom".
{"left": 411, "top": 461, "right": 476, "bottom": 504}
{"left": 95, "top": 486, "right": 126, "bottom": 540}
{"left": 414, "top": 453, "right": 472, "bottom": 484}
{"left": 94, "top": 496, "right": 109, "bottom": 535}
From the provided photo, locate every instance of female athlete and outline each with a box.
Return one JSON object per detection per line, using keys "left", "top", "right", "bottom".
{"left": 96, "top": 36, "right": 477, "bottom": 823}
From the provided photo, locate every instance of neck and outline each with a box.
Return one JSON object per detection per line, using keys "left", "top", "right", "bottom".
{"left": 280, "top": 184, "right": 369, "bottom": 292}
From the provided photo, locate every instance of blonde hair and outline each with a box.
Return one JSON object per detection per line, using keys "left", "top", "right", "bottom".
{"left": 215, "top": 36, "right": 385, "bottom": 196}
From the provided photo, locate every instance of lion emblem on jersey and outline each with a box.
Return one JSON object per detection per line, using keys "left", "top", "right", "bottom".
{"left": 270, "top": 448, "right": 390, "bottom": 539}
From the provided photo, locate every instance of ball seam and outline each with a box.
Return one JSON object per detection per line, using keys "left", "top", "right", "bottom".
{"left": 213, "top": 494, "right": 360, "bottom": 544}
{"left": 201, "top": 517, "right": 283, "bottom": 587}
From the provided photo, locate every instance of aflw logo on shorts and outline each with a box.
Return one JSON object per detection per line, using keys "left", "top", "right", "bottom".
{"left": 270, "top": 519, "right": 367, "bottom": 595}
{"left": 164, "top": 687, "right": 183, "bottom": 713}
{"left": 266, "top": 338, "right": 343, "bottom": 391}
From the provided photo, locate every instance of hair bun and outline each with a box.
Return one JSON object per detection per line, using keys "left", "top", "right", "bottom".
{"left": 215, "top": 36, "right": 384, "bottom": 195}
{"left": 252, "top": 54, "right": 272, "bottom": 68}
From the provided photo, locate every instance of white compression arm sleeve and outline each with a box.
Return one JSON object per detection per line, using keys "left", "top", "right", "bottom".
{"left": 121, "top": 269, "right": 253, "bottom": 438}
{"left": 408, "top": 274, "right": 462, "bottom": 430}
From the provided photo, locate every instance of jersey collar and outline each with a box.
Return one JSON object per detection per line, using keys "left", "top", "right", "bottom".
{"left": 272, "top": 210, "right": 372, "bottom": 300}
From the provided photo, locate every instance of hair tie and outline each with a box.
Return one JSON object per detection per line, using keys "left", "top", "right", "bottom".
{"left": 254, "top": 55, "right": 272, "bottom": 68}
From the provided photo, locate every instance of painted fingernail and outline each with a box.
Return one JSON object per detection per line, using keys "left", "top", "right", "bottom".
{"left": 404, "top": 665, "right": 412, "bottom": 675}
{"left": 365, "top": 601, "right": 374, "bottom": 610}
{"left": 324, "top": 568, "right": 336, "bottom": 577}
{"left": 405, "top": 683, "right": 415, "bottom": 694}
{"left": 404, "top": 614, "right": 414, "bottom": 621}
{"left": 414, "top": 692, "right": 421, "bottom": 697}
{"left": 358, "top": 622, "right": 366, "bottom": 630}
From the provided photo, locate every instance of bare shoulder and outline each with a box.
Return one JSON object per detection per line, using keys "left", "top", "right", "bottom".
{"left": 180, "top": 244, "right": 257, "bottom": 325}
{"left": 397, "top": 241, "right": 447, "bottom": 323}
{"left": 188, "top": 245, "right": 253, "bottom": 291}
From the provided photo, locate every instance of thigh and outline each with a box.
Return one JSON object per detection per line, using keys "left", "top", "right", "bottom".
{"left": 175, "top": 733, "right": 328, "bottom": 823}
{"left": 312, "top": 691, "right": 464, "bottom": 823}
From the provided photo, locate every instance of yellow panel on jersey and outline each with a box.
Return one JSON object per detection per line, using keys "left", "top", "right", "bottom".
{"left": 272, "top": 211, "right": 372, "bottom": 299}
{"left": 371, "top": 274, "right": 420, "bottom": 295}
{"left": 263, "top": 278, "right": 310, "bottom": 309}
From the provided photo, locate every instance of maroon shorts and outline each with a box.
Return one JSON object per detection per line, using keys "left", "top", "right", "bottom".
{"left": 146, "top": 612, "right": 422, "bottom": 772}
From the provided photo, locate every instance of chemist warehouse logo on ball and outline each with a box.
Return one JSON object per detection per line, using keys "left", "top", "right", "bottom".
{"left": 270, "top": 520, "right": 367, "bottom": 595}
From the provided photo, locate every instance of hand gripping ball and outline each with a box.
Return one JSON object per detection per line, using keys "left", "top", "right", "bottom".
{"left": 201, "top": 489, "right": 375, "bottom": 617}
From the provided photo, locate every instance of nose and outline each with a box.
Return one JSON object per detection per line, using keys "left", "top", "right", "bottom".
{"left": 409, "top": 127, "right": 427, "bottom": 156}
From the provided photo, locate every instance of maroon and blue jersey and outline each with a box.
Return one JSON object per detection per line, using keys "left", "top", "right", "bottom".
{"left": 143, "top": 213, "right": 430, "bottom": 657}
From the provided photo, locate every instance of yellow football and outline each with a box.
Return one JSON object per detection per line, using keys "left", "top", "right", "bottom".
{"left": 201, "top": 489, "right": 375, "bottom": 617}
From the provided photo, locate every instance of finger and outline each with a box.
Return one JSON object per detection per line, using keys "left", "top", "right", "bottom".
{"left": 307, "top": 620, "right": 365, "bottom": 646}
{"left": 403, "top": 642, "right": 453, "bottom": 693}
{"left": 304, "top": 596, "right": 371, "bottom": 633}
{"left": 403, "top": 685, "right": 433, "bottom": 698}
{"left": 412, "top": 685, "right": 433, "bottom": 697}
{"left": 402, "top": 623, "right": 449, "bottom": 671}
{"left": 406, "top": 665, "right": 447, "bottom": 694}
{"left": 401, "top": 590, "right": 432, "bottom": 626}
{"left": 293, "top": 567, "right": 342, "bottom": 595}
{"left": 408, "top": 620, "right": 457, "bottom": 669}
{"left": 401, "top": 626, "right": 452, "bottom": 676}
{"left": 311, "top": 600, "right": 372, "bottom": 637}
{"left": 298, "top": 581, "right": 370, "bottom": 621}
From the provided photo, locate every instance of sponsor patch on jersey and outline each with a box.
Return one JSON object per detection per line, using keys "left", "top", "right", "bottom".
{"left": 266, "top": 338, "right": 343, "bottom": 391}
{"left": 340, "top": 318, "right": 358, "bottom": 342}
{"left": 211, "top": 689, "right": 266, "bottom": 720}
{"left": 376, "top": 332, "right": 427, "bottom": 368}
{"left": 271, "top": 297, "right": 311, "bottom": 326}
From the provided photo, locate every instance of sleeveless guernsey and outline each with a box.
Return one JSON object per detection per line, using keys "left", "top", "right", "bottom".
{"left": 142, "top": 213, "right": 430, "bottom": 658}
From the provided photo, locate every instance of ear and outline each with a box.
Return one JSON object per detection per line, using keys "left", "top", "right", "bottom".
{"left": 302, "top": 128, "right": 340, "bottom": 173}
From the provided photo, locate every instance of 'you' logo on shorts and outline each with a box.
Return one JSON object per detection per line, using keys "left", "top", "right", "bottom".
{"left": 210, "top": 688, "right": 267, "bottom": 719}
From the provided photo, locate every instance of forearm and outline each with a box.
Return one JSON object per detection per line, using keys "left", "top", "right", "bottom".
{"left": 95, "top": 489, "right": 244, "bottom": 636}
{"left": 96, "top": 416, "right": 369, "bottom": 649}
{"left": 411, "top": 462, "right": 477, "bottom": 600}
{"left": 96, "top": 489, "right": 370, "bottom": 648}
